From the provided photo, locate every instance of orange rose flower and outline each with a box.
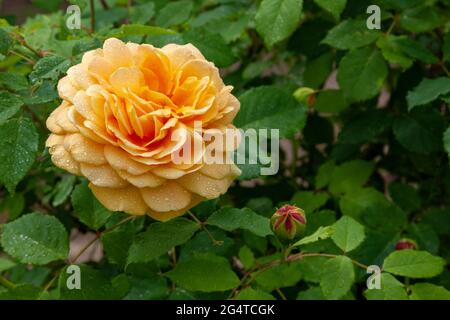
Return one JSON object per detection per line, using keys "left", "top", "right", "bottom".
{"left": 46, "top": 38, "right": 241, "bottom": 221}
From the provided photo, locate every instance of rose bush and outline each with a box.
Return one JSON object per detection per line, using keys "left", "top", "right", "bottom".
{"left": 0, "top": 0, "right": 449, "bottom": 301}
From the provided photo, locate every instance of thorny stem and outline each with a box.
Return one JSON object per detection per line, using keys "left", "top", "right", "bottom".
{"left": 440, "top": 62, "right": 450, "bottom": 77}
{"left": 43, "top": 267, "right": 64, "bottom": 292}
{"left": 276, "top": 288, "right": 287, "bottom": 300}
{"left": 10, "top": 50, "right": 35, "bottom": 64}
{"left": 70, "top": 235, "right": 99, "bottom": 264}
{"left": 11, "top": 32, "right": 43, "bottom": 58}
{"left": 385, "top": 15, "right": 398, "bottom": 35}
{"left": 230, "top": 251, "right": 369, "bottom": 298}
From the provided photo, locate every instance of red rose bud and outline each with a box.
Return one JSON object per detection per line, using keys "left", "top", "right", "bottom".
{"left": 395, "top": 238, "right": 418, "bottom": 251}
{"left": 271, "top": 205, "right": 306, "bottom": 242}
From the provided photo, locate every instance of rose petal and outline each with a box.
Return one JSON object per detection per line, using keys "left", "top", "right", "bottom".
{"left": 177, "top": 171, "right": 233, "bottom": 199}
{"left": 80, "top": 163, "right": 128, "bottom": 188}
{"left": 64, "top": 133, "right": 106, "bottom": 165}
{"left": 89, "top": 184, "right": 148, "bottom": 215}
{"left": 140, "top": 181, "right": 191, "bottom": 212}
{"left": 48, "top": 144, "right": 81, "bottom": 175}
{"left": 146, "top": 194, "right": 203, "bottom": 221}
{"left": 104, "top": 145, "right": 150, "bottom": 175}
{"left": 117, "top": 170, "right": 165, "bottom": 188}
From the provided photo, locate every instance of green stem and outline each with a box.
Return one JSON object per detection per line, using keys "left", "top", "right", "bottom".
{"left": 0, "top": 275, "right": 16, "bottom": 290}
{"left": 187, "top": 210, "right": 223, "bottom": 246}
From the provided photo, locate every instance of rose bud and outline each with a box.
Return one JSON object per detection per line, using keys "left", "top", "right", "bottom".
{"left": 395, "top": 238, "right": 418, "bottom": 251}
{"left": 271, "top": 205, "right": 306, "bottom": 242}
{"left": 293, "top": 87, "right": 316, "bottom": 107}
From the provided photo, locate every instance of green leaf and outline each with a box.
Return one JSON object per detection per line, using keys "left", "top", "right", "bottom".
{"left": 0, "top": 73, "right": 29, "bottom": 92}
{"left": 235, "top": 287, "right": 275, "bottom": 300}
{"left": 407, "top": 78, "right": 450, "bottom": 111}
{"left": 320, "top": 256, "right": 354, "bottom": 300}
{"left": 421, "top": 208, "right": 450, "bottom": 236}
{"left": 409, "top": 283, "right": 450, "bottom": 300}
{"left": 0, "top": 193, "right": 25, "bottom": 221}
{"left": 207, "top": 207, "right": 272, "bottom": 237}
{"left": 364, "top": 273, "right": 408, "bottom": 300}
{"left": 305, "top": 210, "right": 336, "bottom": 236}
{"left": 314, "top": 0, "right": 346, "bottom": 20}
{"left": 291, "top": 191, "right": 329, "bottom": 214}
{"left": 71, "top": 182, "right": 111, "bottom": 230}
{"left": 297, "top": 256, "right": 328, "bottom": 283}
{"left": 329, "top": 160, "right": 375, "bottom": 194}
{"left": 254, "top": 259, "right": 303, "bottom": 291}
{"left": 0, "top": 284, "right": 47, "bottom": 300}
{"left": 235, "top": 86, "right": 307, "bottom": 139}
{"left": 52, "top": 175, "right": 76, "bottom": 207}
{"left": 388, "top": 182, "right": 421, "bottom": 213}
{"left": 297, "top": 286, "right": 325, "bottom": 300}
{"left": 180, "top": 229, "right": 234, "bottom": 261}
{"left": 377, "top": 35, "right": 437, "bottom": 69}
{"left": 393, "top": 107, "right": 444, "bottom": 154}
{"left": 0, "top": 117, "right": 39, "bottom": 192}
{"left": 303, "top": 52, "right": 333, "bottom": 89}
{"left": 383, "top": 250, "right": 446, "bottom": 278}
{"left": 408, "top": 223, "right": 439, "bottom": 254}
{"left": 444, "top": 32, "right": 450, "bottom": 63}
{"left": 156, "top": 0, "right": 193, "bottom": 27}
{"left": 127, "top": 218, "right": 199, "bottom": 265}
{"left": 102, "top": 227, "right": 134, "bottom": 269}
{"left": 124, "top": 270, "right": 168, "bottom": 300}
{"left": 242, "top": 60, "right": 272, "bottom": 80}
{"left": 337, "top": 47, "right": 388, "bottom": 102}
{"left": 339, "top": 187, "right": 388, "bottom": 218}
{"left": 0, "top": 212, "right": 69, "bottom": 265}
{"left": 29, "top": 56, "right": 70, "bottom": 84}
{"left": 0, "top": 92, "right": 23, "bottom": 124}
{"left": 238, "top": 246, "right": 255, "bottom": 269}
{"left": 191, "top": 5, "right": 235, "bottom": 28}
{"left": 315, "top": 160, "right": 336, "bottom": 189}
{"left": 338, "top": 110, "right": 391, "bottom": 145}
{"left": 183, "top": 28, "right": 237, "bottom": 67}
{"left": 294, "top": 226, "right": 334, "bottom": 246}
{"left": 314, "top": 90, "right": 349, "bottom": 113}
{"left": 331, "top": 216, "right": 365, "bottom": 252}
{"left": 0, "top": 257, "right": 16, "bottom": 273}
{"left": 129, "top": 2, "right": 155, "bottom": 24}
{"left": 58, "top": 265, "right": 126, "bottom": 299}
{"left": 255, "top": 0, "right": 303, "bottom": 47}
{"left": 400, "top": 5, "right": 443, "bottom": 33}
{"left": 377, "top": 36, "right": 413, "bottom": 70}
{"left": 165, "top": 253, "right": 239, "bottom": 292}
{"left": 0, "top": 28, "right": 13, "bottom": 55}
{"left": 323, "top": 19, "right": 380, "bottom": 50}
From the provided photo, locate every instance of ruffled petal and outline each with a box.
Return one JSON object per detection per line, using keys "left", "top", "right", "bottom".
{"left": 80, "top": 163, "right": 128, "bottom": 188}
{"left": 64, "top": 133, "right": 106, "bottom": 165}
{"left": 89, "top": 184, "right": 148, "bottom": 215}
{"left": 140, "top": 181, "right": 191, "bottom": 212}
